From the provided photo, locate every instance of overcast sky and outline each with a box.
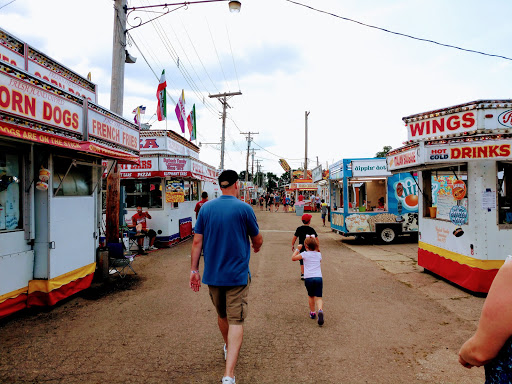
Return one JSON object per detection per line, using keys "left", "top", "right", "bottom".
{"left": 1, "top": 0, "right": 512, "bottom": 176}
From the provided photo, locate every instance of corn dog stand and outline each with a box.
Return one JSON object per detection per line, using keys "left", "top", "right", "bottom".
{"left": 0, "top": 29, "right": 140, "bottom": 318}
{"left": 387, "top": 99, "right": 512, "bottom": 292}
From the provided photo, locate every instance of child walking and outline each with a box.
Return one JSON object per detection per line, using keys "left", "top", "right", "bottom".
{"left": 291, "top": 214, "right": 319, "bottom": 280}
{"left": 292, "top": 236, "right": 324, "bottom": 326}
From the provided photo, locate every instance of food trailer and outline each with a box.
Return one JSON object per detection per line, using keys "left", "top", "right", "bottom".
{"left": 330, "top": 158, "right": 419, "bottom": 242}
{"left": 0, "top": 28, "right": 139, "bottom": 318}
{"left": 118, "top": 129, "right": 219, "bottom": 247}
{"left": 386, "top": 99, "right": 512, "bottom": 293}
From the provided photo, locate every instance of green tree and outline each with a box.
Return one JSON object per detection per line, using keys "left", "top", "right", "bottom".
{"left": 266, "top": 172, "right": 278, "bottom": 191}
{"left": 279, "top": 171, "right": 291, "bottom": 186}
{"left": 375, "top": 146, "right": 392, "bottom": 158}
{"left": 238, "top": 170, "right": 252, "bottom": 182}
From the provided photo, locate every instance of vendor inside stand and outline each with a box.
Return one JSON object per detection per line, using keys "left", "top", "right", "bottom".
{"left": 349, "top": 177, "right": 387, "bottom": 212}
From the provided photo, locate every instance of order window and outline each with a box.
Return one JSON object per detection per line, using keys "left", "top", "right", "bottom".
{"left": 122, "top": 178, "right": 162, "bottom": 209}
{"left": 422, "top": 165, "right": 468, "bottom": 220}
{"left": 0, "top": 149, "right": 22, "bottom": 231}
{"left": 497, "top": 162, "right": 512, "bottom": 225}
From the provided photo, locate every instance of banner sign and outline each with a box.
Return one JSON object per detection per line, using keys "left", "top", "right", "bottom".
{"left": 387, "top": 147, "right": 421, "bottom": 171}
{"left": 0, "top": 121, "right": 139, "bottom": 163}
{"left": 289, "top": 182, "right": 317, "bottom": 190}
{"left": 0, "top": 63, "right": 139, "bottom": 162}
{"left": 404, "top": 103, "right": 512, "bottom": 142}
{"left": 166, "top": 179, "right": 185, "bottom": 203}
{"left": 426, "top": 141, "right": 512, "bottom": 162}
{"left": 1, "top": 27, "right": 97, "bottom": 102}
{"left": 88, "top": 106, "right": 139, "bottom": 151}
{"left": 191, "top": 160, "right": 217, "bottom": 182}
{"left": 279, "top": 158, "right": 291, "bottom": 172}
{"left": 312, "top": 165, "right": 323, "bottom": 182}
{"left": 351, "top": 159, "right": 391, "bottom": 177}
{"left": 0, "top": 69, "right": 83, "bottom": 134}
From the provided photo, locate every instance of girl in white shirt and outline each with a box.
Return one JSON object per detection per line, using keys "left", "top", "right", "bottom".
{"left": 292, "top": 236, "right": 324, "bottom": 326}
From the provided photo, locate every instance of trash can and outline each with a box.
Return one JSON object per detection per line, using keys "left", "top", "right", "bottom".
{"left": 295, "top": 204, "right": 304, "bottom": 216}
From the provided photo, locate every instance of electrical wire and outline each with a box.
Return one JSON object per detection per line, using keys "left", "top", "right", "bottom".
{"left": 179, "top": 15, "right": 221, "bottom": 95}
{"left": 285, "top": 0, "right": 512, "bottom": 62}
{"left": 206, "top": 17, "right": 230, "bottom": 91}
{"left": 226, "top": 24, "right": 241, "bottom": 92}
{"left": 0, "top": 0, "right": 16, "bottom": 11}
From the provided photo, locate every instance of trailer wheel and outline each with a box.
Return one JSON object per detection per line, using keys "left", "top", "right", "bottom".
{"left": 379, "top": 227, "right": 396, "bottom": 243}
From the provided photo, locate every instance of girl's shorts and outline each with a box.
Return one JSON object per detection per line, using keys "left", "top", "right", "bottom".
{"left": 321, "top": 213, "right": 326, "bottom": 219}
{"left": 304, "top": 277, "right": 323, "bottom": 297}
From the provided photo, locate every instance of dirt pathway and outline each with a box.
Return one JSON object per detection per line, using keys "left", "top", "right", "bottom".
{"left": 0, "top": 209, "right": 484, "bottom": 383}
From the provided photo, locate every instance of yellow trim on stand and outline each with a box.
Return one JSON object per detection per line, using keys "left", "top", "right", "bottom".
{"left": 419, "top": 242, "right": 504, "bottom": 270}
{"left": 0, "top": 286, "right": 28, "bottom": 304}
{"left": 28, "top": 263, "right": 96, "bottom": 294}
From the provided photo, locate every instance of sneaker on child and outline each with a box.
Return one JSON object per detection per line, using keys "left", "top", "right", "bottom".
{"left": 309, "top": 311, "right": 316, "bottom": 319}
{"left": 318, "top": 310, "right": 324, "bottom": 326}
{"left": 222, "top": 376, "right": 235, "bottom": 384}
{"left": 148, "top": 245, "right": 157, "bottom": 250}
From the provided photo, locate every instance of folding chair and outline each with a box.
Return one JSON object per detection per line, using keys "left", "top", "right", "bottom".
{"left": 109, "top": 254, "right": 137, "bottom": 278}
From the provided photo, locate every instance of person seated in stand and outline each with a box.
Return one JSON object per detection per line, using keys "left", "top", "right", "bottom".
{"left": 377, "top": 197, "right": 386, "bottom": 211}
{"left": 130, "top": 206, "right": 157, "bottom": 254}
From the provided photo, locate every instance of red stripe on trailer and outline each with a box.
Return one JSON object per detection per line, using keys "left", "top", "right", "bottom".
{"left": 418, "top": 248, "right": 498, "bottom": 293}
{"left": 27, "top": 274, "right": 94, "bottom": 307}
{"left": 0, "top": 293, "right": 27, "bottom": 319}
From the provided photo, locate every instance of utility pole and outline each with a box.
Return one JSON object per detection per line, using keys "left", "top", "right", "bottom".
{"left": 250, "top": 148, "right": 259, "bottom": 180}
{"left": 209, "top": 91, "right": 242, "bottom": 170}
{"left": 304, "top": 111, "right": 310, "bottom": 179}
{"left": 105, "top": 0, "right": 127, "bottom": 245}
{"left": 255, "top": 159, "right": 262, "bottom": 187}
{"left": 241, "top": 131, "right": 258, "bottom": 201}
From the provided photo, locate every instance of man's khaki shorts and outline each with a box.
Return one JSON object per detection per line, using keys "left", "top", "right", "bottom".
{"left": 208, "top": 277, "right": 251, "bottom": 325}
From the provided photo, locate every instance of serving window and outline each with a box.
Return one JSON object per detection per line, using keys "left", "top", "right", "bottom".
{"left": 422, "top": 165, "right": 468, "bottom": 221}
{"left": 53, "top": 157, "right": 94, "bottom": 196}
{"left": 497, "top": 162, "right": 512, "bottom": 225}
{"left": 348, "top": 178, "right": 387, "bottom": 212}
{"left": 123, "top": 178, "right": 163, "bottom": 209}
{"left": 0, "top": 147, "right": 22, "bottom": 231}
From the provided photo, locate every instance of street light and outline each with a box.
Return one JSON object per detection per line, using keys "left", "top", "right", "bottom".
{"left": 106, "top": 0, "right": 241, "bottom": 244}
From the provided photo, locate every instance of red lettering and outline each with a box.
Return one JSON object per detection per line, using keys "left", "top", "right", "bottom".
{"left": 447, "top": 116, "right": 460, "bottom": 130}
{"left": 53, "top": 106, "right": 62, "bottom": 124}
{"left": 462, "top": 112, "right": 475, "bottom": 128}
{"left": 11, "top": 90, "right": 23, "bottom": 113}
{"left": 432, "top": 118, "right": 444, "bottom": 134}
{"left": 141, "top": 138, "right": 158, "bottom": 148}
{"left": 501, "top": 144, "right": 511, "bottom": 157}
{"left": 25, "top": 95, "right": 35, "bottom": 116}
{"left": 42, "top": 101, "right": 52, "bottom": 121}
{"left": 461, "top": 147, "right": 471, "bottom": 158}
{"left": 72, "top": 113, "right": 79, "bottom": 129}
{"left": 477, "top": 146, "right": 487, "bottom": 158}
{"left": 63, "top": 110, "right": 71, "bottom": 127}
{"left": 0, "top": 86, "right": 9, "bottom": 108}
{"left": 489, "top": 145, "right": 500, "bottom": 157}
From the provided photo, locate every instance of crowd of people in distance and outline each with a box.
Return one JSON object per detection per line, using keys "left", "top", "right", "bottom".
{"left": 258, "top": 191, "right": 326, "bottom": 214}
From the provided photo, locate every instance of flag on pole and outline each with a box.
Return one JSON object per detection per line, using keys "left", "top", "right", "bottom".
{"left": 132, "top": 106, "right": 146, "bottom": 114}
{"left": 156, "top": 70, "right": 167, "bottom": 121}
{"left": 132, "top": 105, "right": 146, "bottom": 128}
{"left": 175, "top": 89, "right": 186, "bottom": 134}
{"left": 187, "top": 104, "right": 196, "bottom": 141}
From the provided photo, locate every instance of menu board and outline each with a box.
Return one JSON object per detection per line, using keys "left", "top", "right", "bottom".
{"left": 436, "top": 194, "right": 468, "bottom": 221}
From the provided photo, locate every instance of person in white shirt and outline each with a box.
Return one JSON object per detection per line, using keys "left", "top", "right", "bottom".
{"left": 291, "top": 235, "right": 324, "bottom": 326}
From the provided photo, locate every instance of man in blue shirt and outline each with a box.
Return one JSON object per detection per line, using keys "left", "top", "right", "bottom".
{"left": 190, "top": 170, "right": 263, "bottom": 384}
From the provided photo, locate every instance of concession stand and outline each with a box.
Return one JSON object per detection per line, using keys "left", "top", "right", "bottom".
{"left": 0, "top": 28, "right": 140, "bottom": 318}
{"left": 330, "top": 158, "right": 419, "bottom": 242}
{"left": 118, "top": 129, "right": 219, "bottom": 247}
{"left": 386, "top": 99, "right": 512, "bottom": 292}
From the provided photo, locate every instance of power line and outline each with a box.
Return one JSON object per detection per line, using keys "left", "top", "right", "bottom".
{"left": 285, "top": 0, "right": 512, "bottom": 62}
{"left": 226, "top": 24, "right": 240, "bottom": 92}
{"left": 206, "top": 18, "right": 229, "bottom": 91}
{"left": 0, "top": 0, "right": 16, "bottom": 11}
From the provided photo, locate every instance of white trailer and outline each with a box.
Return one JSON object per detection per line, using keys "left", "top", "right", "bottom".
{"left": 0, "top": 28, "right": 139, "bottom": 318}
{"left": 387, "top": 99, "right": 512, "bottom": 293}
